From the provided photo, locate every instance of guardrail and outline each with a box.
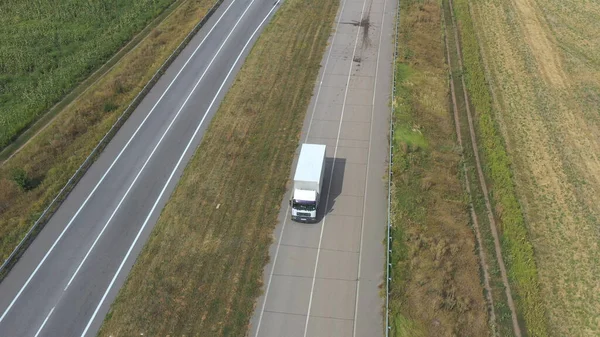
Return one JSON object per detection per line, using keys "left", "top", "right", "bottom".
{"left": 385, "top": 0, "right": 401, "bottom": 335}
{"left": 0, "top": 0, "right": 226, "bottom": 281}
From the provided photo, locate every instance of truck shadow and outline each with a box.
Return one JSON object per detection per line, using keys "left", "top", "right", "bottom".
{"left": 318, "top": 157, "right": 346, "bottom": 221}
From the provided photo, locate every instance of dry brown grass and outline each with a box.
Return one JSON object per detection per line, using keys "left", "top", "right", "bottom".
{"left": 389, "top": 1, "right": 488, "bottom": 336}
{"left": 0, "top": 0, "right": 215, "bottom": 264}
{"left": 96, "top": 0, "right": 339, "bottom": 335}
{"left": 468, "top": 0, "right": 600, "bottom": 335}
{"left": 512, "top": 0, "right": 568, "bottom": 88}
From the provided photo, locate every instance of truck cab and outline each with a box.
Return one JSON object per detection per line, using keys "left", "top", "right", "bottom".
{"left": 290, "top": 144, "right": 326, "bottom": 223}
{"left": 291, "top": 190, "right": 318, "bottom": 222}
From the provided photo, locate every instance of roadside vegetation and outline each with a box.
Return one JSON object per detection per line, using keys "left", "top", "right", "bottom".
{"left": 0, "top": 0, "right": 215, "bottom": 266}
{"left": 454, "top": 0, "right": 600, "bottom": 335}
{"left": 389, "top": 1, "right": 489, "bottom": 336}
{"left": 97, "top": 0, "right": 339, "bottom": 335}
{"left": 0, "top": 0, "right": 177, "bottom": 149}
{"left": 442, "top": 0, "right": 534, "bottom": 335}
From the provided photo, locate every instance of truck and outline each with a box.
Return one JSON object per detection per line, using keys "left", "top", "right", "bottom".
{"left": 290, "top": 143, "right": 327, "bottom": 223}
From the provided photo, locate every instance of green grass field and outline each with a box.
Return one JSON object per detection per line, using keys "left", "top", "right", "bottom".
{"left": 0, "top": 0, "right": 175, "bottom": 149}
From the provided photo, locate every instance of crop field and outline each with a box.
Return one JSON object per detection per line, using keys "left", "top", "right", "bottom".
{"left": 0, "top": 0, "right": 175, "bottom": 149}
{"left": 0, "top": 0, "right": 214, "bottom": 268}
{"left": 389, "top": 0, "right": 489, "bottom": 336}
{"left": 456, "top": 0, "right": 600, "bottom": 335}
{"left": 96, "top": 0, "right": 339, "bottom": 334}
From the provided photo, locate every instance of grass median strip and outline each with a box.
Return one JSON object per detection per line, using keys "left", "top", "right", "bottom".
{"left": 0, "top": 0, "right": 215, "bottom": 270}
{"left": 97, "top": 0, "right": 339, "bottom": 335}
{"left": 389, "top": 1, "right": 488, "bottom": 336}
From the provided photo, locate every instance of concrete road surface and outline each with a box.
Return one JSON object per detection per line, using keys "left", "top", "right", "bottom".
{"left": 249, "top": 0, "right": 396, "bottom": 335}
{"left": 0, "top": 0, "right": 281, "bottom": 335}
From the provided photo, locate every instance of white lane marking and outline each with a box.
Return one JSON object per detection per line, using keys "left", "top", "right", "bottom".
{"left": 303, "top": 0, "right": 368, "bottom": 334}
{"left": 79, "top": 3, "right": 281, "bottom": 336}
{"left": 253, "top": 205, "right": 290, "bottom": 337}
{"left": 63, "top": 0, "right": 259, "bottom": 292}
{"left": 33, "top": 307, "right": 55, "bottom": 337}
{"left": 352, "top": 0, "right": 387, "bottom": 335}
{"left": 252, "top": 0, "right": 350, "bottom": 333}
{"left": 303, "top": 0, "right": 349, "bottom": 141}
{"left": 0, "top": 0, "right": 238, "bottom": 325}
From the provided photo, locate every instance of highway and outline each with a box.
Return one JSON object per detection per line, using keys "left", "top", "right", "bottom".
{"left": 249, "top": 0, "right": 396, "bottom": 335}
{"left": 0, "top": 0, "right": 281, "bottom": 335}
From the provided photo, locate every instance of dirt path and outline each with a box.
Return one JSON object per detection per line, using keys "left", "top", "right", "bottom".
{"left": 441, "top": 7, "right": 497, "bottom": 337}
{"left": 443, "top": 0, "right": 523, "bottom": 336}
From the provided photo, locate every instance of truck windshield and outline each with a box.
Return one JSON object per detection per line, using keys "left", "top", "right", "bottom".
{"left": 293, "top": 200, "right": 316, "bottom": 211}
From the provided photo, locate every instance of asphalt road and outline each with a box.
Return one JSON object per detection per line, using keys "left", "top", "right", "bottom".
{"left": 0, "top": 0, "right": 281, "bottom": 335}
{"left": 249, "top": 0, "right": 396, "bottom": 335}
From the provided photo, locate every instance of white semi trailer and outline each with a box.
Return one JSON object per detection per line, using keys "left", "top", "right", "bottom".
{"left": 290, "top": 143, "right": 326, "bottom": 222}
